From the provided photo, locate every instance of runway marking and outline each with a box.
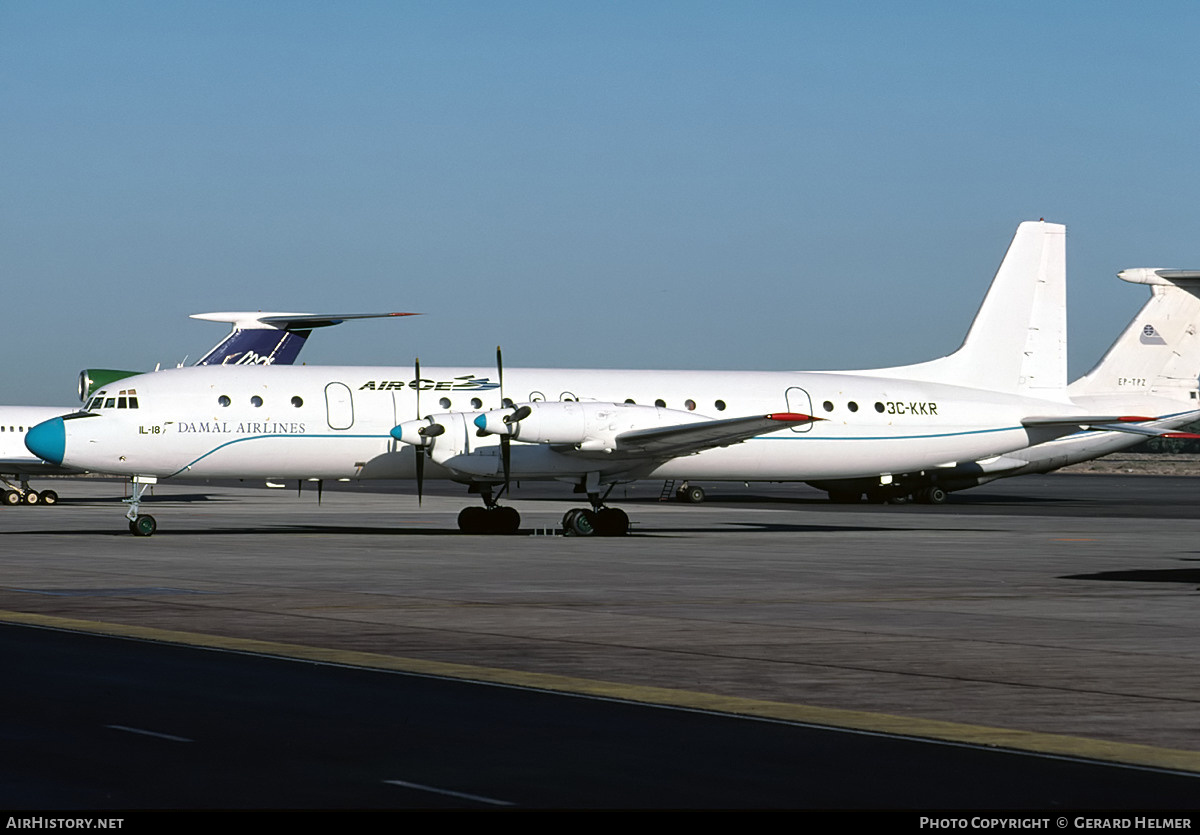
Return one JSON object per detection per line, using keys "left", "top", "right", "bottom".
{"left": 6, "top": 609, "right": 1200, "bottom": 775}
{"left": 382, "top": 778, "right": 514, "bottom": 806}
{"left": 106, "top": 724, "right": 193, "bottom": 743}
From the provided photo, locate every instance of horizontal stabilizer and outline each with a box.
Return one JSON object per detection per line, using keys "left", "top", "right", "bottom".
{"left": 189, "top": 311, "right": 419, "bottom": 331}
{"left": 1021, "top": 414, "right": 1200, "bottom": 439}
{"left": 191, "top": 311, "right": 418, "bottom": 367}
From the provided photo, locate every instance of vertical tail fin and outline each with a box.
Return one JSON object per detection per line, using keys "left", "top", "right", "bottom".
{"left": 1069, "top": 269, "right": 1200, "bottom": 406}
{"left": 851, "top": 221, "right": 1067, "bottom": 394}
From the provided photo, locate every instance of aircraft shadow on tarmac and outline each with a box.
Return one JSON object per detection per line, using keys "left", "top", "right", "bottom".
{"left": 1061, "top": 568, "right": 1200, "bottom": 587}
{"left": 1, "top": 521, "right": 1008, "bottom": 537}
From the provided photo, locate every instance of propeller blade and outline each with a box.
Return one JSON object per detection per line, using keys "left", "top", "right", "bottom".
{"left": 415, "top": 357, "right": 424, "bottom": 504}
{"left": 505, "top": 404, "right": 532, "bottom": 424}
{"left": 414, "top": 357, "right": 421, "bottom": 419}
{"left": 415, "top": 446, "right": 424, "bottom": 506}
{"left": 497, "top": 345, "right": 513, "bottom": 494}
{"left": 502, "top": 435, "right": 511, "bottom": 489}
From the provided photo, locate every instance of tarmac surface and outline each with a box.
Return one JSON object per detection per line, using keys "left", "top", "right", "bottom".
{"left": 2, "top": 474, "right": 1200, "bottom": 784}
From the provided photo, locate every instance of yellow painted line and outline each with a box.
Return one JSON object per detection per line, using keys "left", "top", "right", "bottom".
{"left": 4, "top": 609, "right": 1199, "bottom": 774}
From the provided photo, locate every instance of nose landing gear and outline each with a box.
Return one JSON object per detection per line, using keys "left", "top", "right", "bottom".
{"left": 124, "top": 476, "right": 158, "bottom": 537}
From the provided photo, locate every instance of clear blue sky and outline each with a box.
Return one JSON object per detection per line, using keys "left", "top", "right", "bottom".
{"left": 4, "top": 1, "right": 1199, "bottom": 405}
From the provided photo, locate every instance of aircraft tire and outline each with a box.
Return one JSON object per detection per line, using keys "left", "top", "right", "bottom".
{"left": 2, "top": 491, "right": 19, "bottom": 506}
{"left": 563, "top": 508, "right": 597, "bottom": 537}
{"left": 594, "top": 507, "right": 629, "bottom": 536}
{"left": 39, "top": 490, "right": 58, "bottom": 506}
{"left": 23, "top": 491, "right": 39, "bottom": 505}
{"left": 927, "top": 486, "right": 948, "bottom": 504}
{"left": 494, "top": 506, "right": 521, "bottom": 534}
{"left": 458, "top": 506, "right": 485, "bottom": 533}
{"left": 681, "top": 486, "right": 705, "bottom": 504}
{"left": 130, "top": 515, "right": 157, "bottom": 537}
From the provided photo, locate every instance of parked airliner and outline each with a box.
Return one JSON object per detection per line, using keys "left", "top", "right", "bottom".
{"left": 25, "top": 222, "right": 1200, "bottom": 535}
{"left": 1, "top": 311, "right": 412, "bottom": 505}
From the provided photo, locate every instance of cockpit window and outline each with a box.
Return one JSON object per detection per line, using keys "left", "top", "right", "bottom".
{"left": 90, "top": 389, "right": 139, "bottom": 410}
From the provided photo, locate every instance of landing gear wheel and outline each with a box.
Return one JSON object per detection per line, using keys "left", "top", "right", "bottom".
{"left": 2, "top": 491, "right": 19, "bottom": 506}
{"left": 493, "top": 505, "right": 521, "bottom": 534}
{"left": 130, "top": 515, "right": 157, "bottom": 537}
{"left": 458, "top": 506, "right": 486, "bottom": 533}
{"left": 679, "top": 486, "right": 705, "bottom": 504}
{"left": 563, "top": 508, "right": 597, "bottom": 537}
{"left": 594, "top": 507, "right": 630, "bottom": 536}
{"left": 39, "top": 490, "right": 58, "bottom": 506}
{"left": 458, "top": 505, "right": 521, "bottom": 534}
{"left": 914, "top": 486, "right": 948, "bottom": 505}
{"left": 23, "top": 491, "right": 39, "bottom": 505}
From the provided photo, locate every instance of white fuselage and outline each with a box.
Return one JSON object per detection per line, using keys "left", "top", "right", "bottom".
{"left": 45, "top": 364, "right": 1132, "bottom": 485}
{"left": 0, "top": 406, "right": 78, "bottom": 474}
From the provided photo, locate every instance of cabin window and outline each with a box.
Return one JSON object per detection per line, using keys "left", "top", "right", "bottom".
{"left": 624, "top": 398, "right": 636, "bottom": 404}
{"left": 848, "top": 401, "right": 859, "bottom": 412}
{"left": 685, "top": 399, "right": 696, "bottom": 411}
{"left": 251, "top": 396, "right": 263, "bottom": 408}
{"left": 291, "top": 396, "right": 303, "bottom": 408}
{"left": 823, "top": 401, "right": 834, "bottom": 412}
{"left": 439, "top": 397, "right": 451, "bottom": 409}
{"left": 875, "top": 402, "right": 885, "bottom": 413}
{"left": 714, "top": 400, "right": 726, "bottom": 411}
{"left": 218, "top": 395, "right": 231, "bottom": 407}
{"left": 471, "top": 397, "right": 483, "bottom": 409}
{"left": 654, "top": 399, "right": 666, "bottom": 408}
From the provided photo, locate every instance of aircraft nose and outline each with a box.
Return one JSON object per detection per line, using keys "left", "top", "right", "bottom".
{"left": 25, "top": 417, "right": 65, "bottom": 466}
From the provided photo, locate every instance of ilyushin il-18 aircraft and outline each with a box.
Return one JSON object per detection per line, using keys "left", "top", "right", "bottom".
{"left": 0, "top": 311, "right": 412, "bottom": 505}
{"left": 25, "top": 221, "right": 1200, "bottom": 536}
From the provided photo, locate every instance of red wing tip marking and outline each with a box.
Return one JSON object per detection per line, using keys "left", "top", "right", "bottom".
{"left": 1163, "top": 432, "right": 1200, "bottom": 439}
{"left": 388, "top": 312, "right": 421, "bottom": 317}
{"left": 1117, "top": 415, "right": 1156, "bottom": 422}
{"left": 767, "top": 412, "right": 819, "bottom": 422}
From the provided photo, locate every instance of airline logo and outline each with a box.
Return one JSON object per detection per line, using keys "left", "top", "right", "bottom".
{"left": 1141, "top": 325, "right": 1167, "bottom": 345}
{"left": 359, "top": 375, "right": 501, "bottom": 392}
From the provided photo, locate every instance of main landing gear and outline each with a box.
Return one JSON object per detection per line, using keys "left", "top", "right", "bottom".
{"left": 0, "top": 477, "right": 57, "bottom": 507}
{"left": 455, "top": 483, "right": 631, "bottom": 536}
{"left": 124, "top": 476, "right": 157, "bottom": 537}
{"left": 457, "top": 484, "right": 521, "bottom": 534}
{"left": 562, "top": 484, "right": 629, "bottom": 537}
{"left": 562, "top": 506, "right": 629, "bottom": 536}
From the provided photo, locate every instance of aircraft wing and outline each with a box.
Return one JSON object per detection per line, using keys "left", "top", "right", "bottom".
{"left": 1021, "top": 415, "right": 1200, "bottom": 439}
{"left": 597, "top": 412, "right": 818, "bottom": 457}
{"left": 0, "top": 458, "right": 83, "bottom": 476}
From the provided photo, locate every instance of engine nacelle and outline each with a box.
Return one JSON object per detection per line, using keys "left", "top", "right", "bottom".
{"left": 474, "top": 401, "right": 706, "bottom": 450}
{"left": 79, "top": 369, "right": 140, "bottom": 402}
{"left": 390, "top": 418, "right": 445, "bottom": 447}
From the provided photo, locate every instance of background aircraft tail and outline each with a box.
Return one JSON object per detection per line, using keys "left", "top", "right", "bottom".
{"left": 1068, "top": 269, "right": 1200, "bottom": 407}
{"left": 852, "top": 220, "right": 1068, "bottom": 396}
